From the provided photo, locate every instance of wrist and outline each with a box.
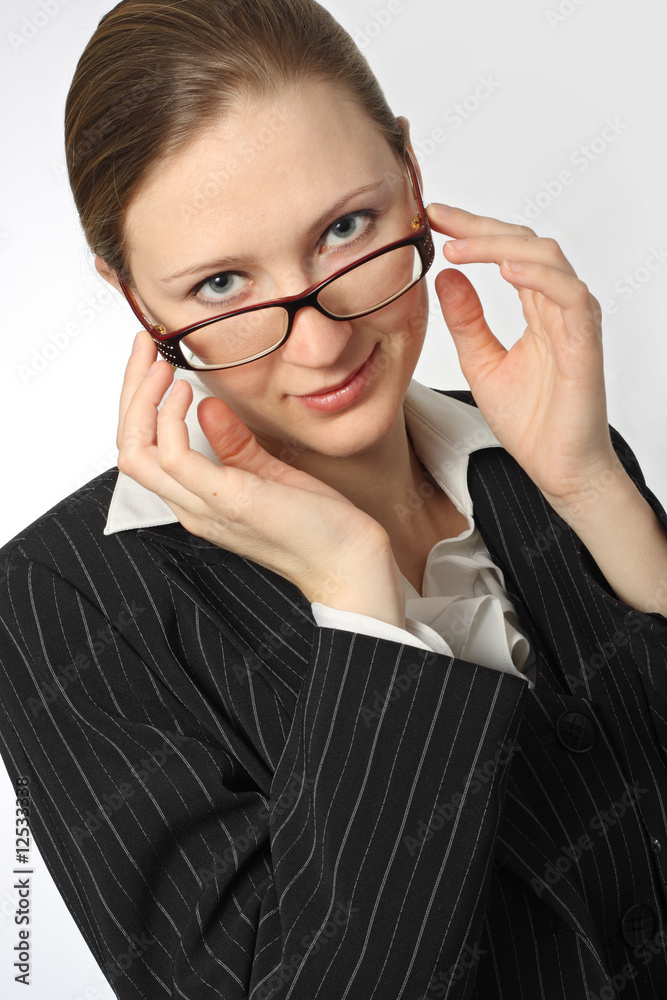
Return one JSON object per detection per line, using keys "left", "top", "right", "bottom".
{"left": 545, "top": 468, "right": 667, "bottom": 615}
{"left": 539, "top": 453, "right": 629, "bottom": 530}
{"left": 306, "top": 533, "right": 406, "bottom": 629}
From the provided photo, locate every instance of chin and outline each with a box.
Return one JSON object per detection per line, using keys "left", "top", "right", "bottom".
{"left": 284, "top": 383, "right": 408, "bottom": 461}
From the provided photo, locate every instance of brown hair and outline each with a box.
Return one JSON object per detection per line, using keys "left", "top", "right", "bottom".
{"left": 64, "top": 0, "right": 408, "bottom": 286}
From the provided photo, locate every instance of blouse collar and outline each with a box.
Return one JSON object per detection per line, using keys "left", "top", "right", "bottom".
{"left": 104, "top": 372, "right": 502, "bottom": 535}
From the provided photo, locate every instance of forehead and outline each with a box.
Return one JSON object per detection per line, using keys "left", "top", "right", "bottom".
{"left": 124, "top": 79, "right": 402, "bottom": 281}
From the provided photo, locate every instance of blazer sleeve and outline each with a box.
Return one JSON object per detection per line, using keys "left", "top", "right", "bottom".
{"left": 0, "top": 543, "right": 529, "bottom": 1000}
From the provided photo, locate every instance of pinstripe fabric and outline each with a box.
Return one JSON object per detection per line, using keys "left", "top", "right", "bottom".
{"left": 1, "top": 388, "right": 667, "bottom": 999}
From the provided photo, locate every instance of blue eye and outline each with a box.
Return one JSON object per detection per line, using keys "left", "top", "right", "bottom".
{"left": 322, "top": 211, "right": 374, "bottom": 250}
{"left": 204, "top": 274, "right": 243, "bottom": 298}
{"left": 194, "top": 272, "right": 248, "bottom": 309}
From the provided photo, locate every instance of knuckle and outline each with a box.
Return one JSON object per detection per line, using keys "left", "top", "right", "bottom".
{"left": 158, "top": 448, "right": 180, "bottom": 475}
{"left": 116, "top": 449, "right": 136, "bottom": 478}
{"left": 516, "top": 224, "right": 536, "bottom": 237}
{"left": 541, "top": 236, "right": 561, "bottom": 254}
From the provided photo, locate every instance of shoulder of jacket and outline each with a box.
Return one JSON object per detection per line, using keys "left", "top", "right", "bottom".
{"left": 0, "top": 468, "right": 122, "bottom": 566}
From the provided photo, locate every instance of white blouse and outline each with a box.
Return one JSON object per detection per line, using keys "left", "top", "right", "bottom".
{"left": 105, "top": 374, "right": 537, "bottom": 690}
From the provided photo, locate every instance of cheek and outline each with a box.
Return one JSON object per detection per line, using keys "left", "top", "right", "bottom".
{"left": 372, "top": 282, "right": 429, "bottom": 358}
{"left": 196, "top": 366, "right": 284, "bottom": 436}
{"left": 198, "top": 363, "right": 271, "bottom": 405}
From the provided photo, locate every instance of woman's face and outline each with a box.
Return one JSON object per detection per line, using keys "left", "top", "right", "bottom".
{"left": 120, "top": 78, "right": 430, "bottom": 465}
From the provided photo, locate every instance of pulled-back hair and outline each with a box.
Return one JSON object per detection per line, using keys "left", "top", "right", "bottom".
{"left": 65, "top": 0, "right": 408, "bottom": 285}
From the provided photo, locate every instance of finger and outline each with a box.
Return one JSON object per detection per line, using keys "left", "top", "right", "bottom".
{"left": 197, "top": 396, "right": 343, "bottom": 498}
{"left": 118, "top": 357, "right": 177, "bottom": 457}
{"left": 427, "top": 202, "right": 537, "bottom": 240}
{"left": 118, "top": 372, "right": 216, "bottom": 511}
{"left": 117, "top": 330, "right": 158, "bottom": 448}
{"left": 156, "top": 377, "right": 195, "bottom": 462}
{"left": 197, "top": 396, "right": 268, "bottom": 472}
{"left": 443, "top": 234, "right": 576, "bottom": 276}
{"left": 154, "top": 380, "right": 248, "bottom": 505}
{"left": 434, "top": 268, "right": 507, "bottom": 380}
{"left": 497, "top": 260, "right": 602, "bottom": 349}
{"left": 498, "top": 259, "right": 596, "bottom": 315}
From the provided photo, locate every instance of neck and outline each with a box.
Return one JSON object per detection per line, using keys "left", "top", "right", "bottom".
{"left": 283, "top": 407, "right": 451, "bottom": 563}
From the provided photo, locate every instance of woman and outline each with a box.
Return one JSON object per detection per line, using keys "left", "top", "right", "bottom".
{"left": 1, "top": 1, "right": 667, "bottom": 997}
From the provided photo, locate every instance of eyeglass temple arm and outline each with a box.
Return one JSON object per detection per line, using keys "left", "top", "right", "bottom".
{"left": 404, "top": 148, "right": 427, "bottom": 222}
{"left": 117, "top": 277, "right": 166, "bottom": 335}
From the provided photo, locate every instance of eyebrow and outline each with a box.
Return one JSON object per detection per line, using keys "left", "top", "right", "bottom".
{"left": 160, "top": 178, "right": 386, "bottom": 283}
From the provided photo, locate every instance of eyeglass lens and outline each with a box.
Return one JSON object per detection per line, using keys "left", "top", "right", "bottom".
{"left": 179, "top": 243, "right": 423, "bottom": 369}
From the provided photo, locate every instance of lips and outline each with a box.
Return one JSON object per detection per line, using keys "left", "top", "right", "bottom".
{"left": 291, "top": 343, "right": 381, "bottom": 413}
{"left": 297, "top": 349, "right": 374, "bottom": 397}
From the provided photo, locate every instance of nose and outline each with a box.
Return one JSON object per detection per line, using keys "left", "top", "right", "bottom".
{"left": 278, "top": 302, "right": 355, "bottom": 368}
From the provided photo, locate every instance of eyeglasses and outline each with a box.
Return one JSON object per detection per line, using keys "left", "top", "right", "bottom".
{"left": 118, "top": 148, "right": 435, "bottom": 371}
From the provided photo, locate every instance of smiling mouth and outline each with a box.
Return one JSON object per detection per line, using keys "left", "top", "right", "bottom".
{"left": 297, "top": 347, "right": 376, "bottom": 397}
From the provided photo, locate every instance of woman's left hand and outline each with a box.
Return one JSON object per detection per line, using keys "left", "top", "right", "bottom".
{"left": 426, "top": 204, "right": 623, "bottom": 511}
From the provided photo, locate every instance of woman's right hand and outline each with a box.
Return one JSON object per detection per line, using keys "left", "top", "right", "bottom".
{"left": 116, "top": 332, "right": 407, "bottom": 628}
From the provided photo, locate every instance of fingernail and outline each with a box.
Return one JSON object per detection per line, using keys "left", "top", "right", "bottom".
{"left": 446, "top": 238, "right": 469, "bottom": 250}
{"left": 169, "top": 379, "right": 185, "bottom": 396}
{"left": 149, "top": 360, "right": 162, "bottom": 375}
{"left": 132, "top": 332, "right": 143, "bottom": 353}
{"left": 431, "top": 203, "right": 454, "bottom": 217}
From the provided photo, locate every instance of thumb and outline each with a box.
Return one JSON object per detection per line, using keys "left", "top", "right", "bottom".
{"left": 197, "top": 396, "right": 274, "bottom": 476}
{"left": 434, "top": 268, "right": 506, "bottom": 381}
{"left": 196, "top": 397, "right": 344, "bottom": 497}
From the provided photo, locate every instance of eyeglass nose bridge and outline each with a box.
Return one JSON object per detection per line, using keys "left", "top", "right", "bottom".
{"left": 282, "top": 281, "right": 350, "bottom": 327}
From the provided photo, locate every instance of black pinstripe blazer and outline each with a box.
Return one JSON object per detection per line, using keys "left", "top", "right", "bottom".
{"left": 2, "top": 388, "right": 667, "bottom": 1000}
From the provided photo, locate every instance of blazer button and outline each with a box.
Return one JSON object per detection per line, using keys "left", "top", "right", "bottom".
{"left": 620, "top": 903, "right": 657, "bottom": 948}
{"left": 555, "top": 711, "right": 596, "bottom": 753}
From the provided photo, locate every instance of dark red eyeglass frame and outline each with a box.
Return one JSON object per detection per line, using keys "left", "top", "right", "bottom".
{"left": 118, "top": 148, "right": 435, "bottom": 371}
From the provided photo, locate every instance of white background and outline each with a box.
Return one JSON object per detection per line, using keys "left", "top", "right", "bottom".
{"left": 1, "top": 0, "right": 666, "bottom": 996}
